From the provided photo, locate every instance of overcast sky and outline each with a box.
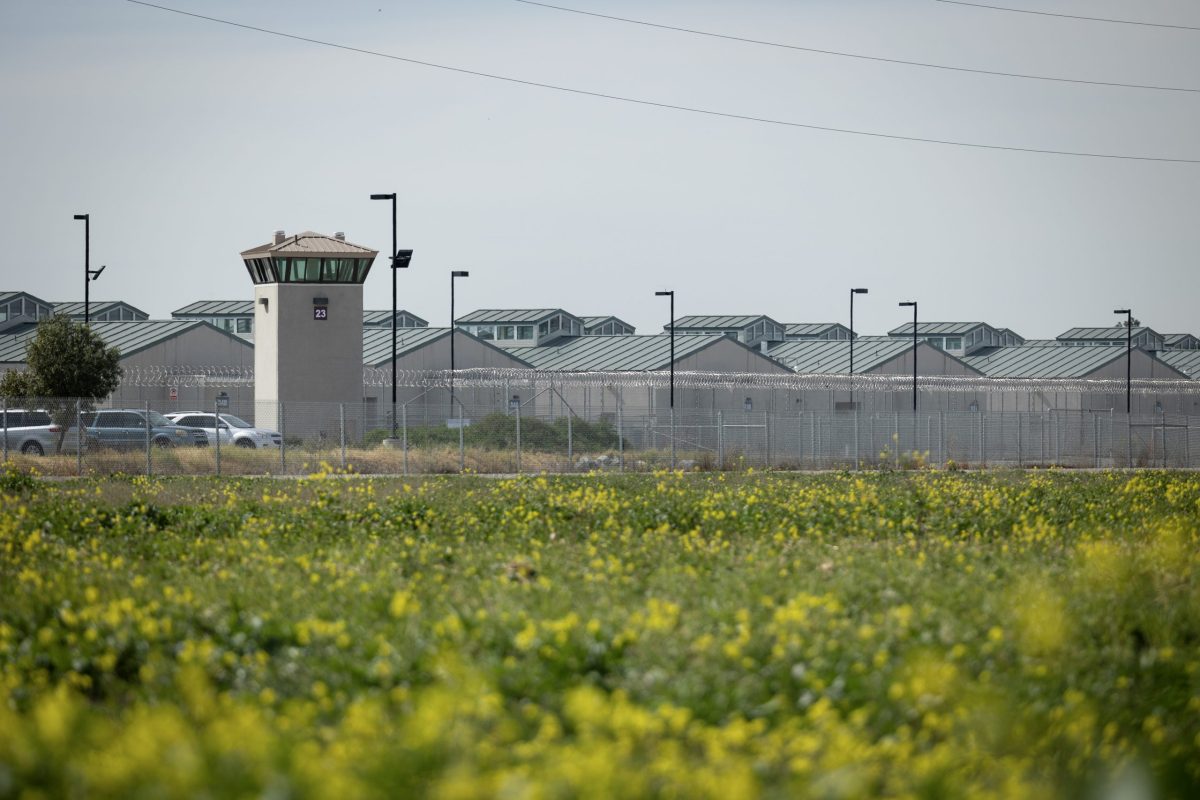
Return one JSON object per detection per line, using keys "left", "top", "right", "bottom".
{"left": 2, "top": 0, "right": 1197, "bottom": 338}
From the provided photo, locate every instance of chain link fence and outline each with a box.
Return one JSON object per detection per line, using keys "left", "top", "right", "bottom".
{"left": 3, "top": 396, "right": 1197, "bottom": 475}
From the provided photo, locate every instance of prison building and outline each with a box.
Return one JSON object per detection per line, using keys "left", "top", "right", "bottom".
{"left": 887, "top": 322, "right": 1024, "bottom": 357}
{"left": 456, "top": 309, "right": 585, "bottom": 348}
{"left": 512, "top": 333, "right": 791, "bottom": 419}
{"left": 580, "top": 316, "right": 635, "bottom": 336}
{"left": 1056, "top": 326, "right": 1165, "bottom": 351}
{"left": 0, "top": 291, "right": 54, "bottom": 334}
{"left": 361, "top": 326, "right": 532, "bottom": 430}
{"left": 767, "top": 337, "right": 984, "bottom": 412}
{"left": 51, "top": 301, "right": 148, "bottom": 323}
{"left": 781, "top": 323, "right": 854, "bottom": 342}
{"left": 1162, "top": 333, "right": 1200, "bottom": 351}
{"left": 0, "top": 319, "right": 254, "bottom": 415}
{"left": 666, "top": 315, "right": 785, "bottom": 350}
{"left": 174, "top": 300, "right": 428, "bottom": 342}
{"left": 362, "top": 309, "right": 428, "bottom": 329}
{"left": 1156, "top": 349, "right": 1200, "bottom": 381}
{"left": 962, "top": 345, "right": 1190, "bottom": 413}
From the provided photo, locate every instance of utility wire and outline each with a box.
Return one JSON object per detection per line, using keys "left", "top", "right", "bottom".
{"left": 935, "top": 1, "right": 1200, "bottom": 31}
{"left": 514, "top": 0, "right": 1199, "bottom": 93}
{"left": 124, "top": 0, "right": 1200, "bottom": 164}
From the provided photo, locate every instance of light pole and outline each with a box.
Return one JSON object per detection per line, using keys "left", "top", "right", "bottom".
{"left": 849, "top": 288, "right": 868, "bottom": 406}
{"left": 899, "top": 301, "right": 917, "bottom": 411}
{"left": 369, "top": 193, "right": 412, "bottom": 439}
{"left": 450, "top": 271, "right": 469, "bottom": 403}
{"left": 655, "top": 290, "right": 676, "bottom": 469}
{"left": 73, "top": 214, "right": 105, "bottom": 324}
{"left": 1114, "top": 308, "right": 1132, "bottom": 413}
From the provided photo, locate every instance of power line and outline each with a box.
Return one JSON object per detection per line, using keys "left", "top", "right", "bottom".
{"left": 514, "top": 0, "right": 1199, "bottom": 93}
{"left": 935, "top": 1, "right": 1200, "bottom": 31}
{"left": 124, "top": 0, "right": 1200, "bottom": 164}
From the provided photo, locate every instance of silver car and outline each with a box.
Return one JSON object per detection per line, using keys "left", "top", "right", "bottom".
{"left": 165, "top": 412, "right": 281, "bottom": 449}
{"left": 1, "top": 409, "right": 87, "bottom": 456}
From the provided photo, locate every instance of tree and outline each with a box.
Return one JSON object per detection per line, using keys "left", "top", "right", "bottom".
{"left": 1, "top": 316, "right": 123, "bottom": 452}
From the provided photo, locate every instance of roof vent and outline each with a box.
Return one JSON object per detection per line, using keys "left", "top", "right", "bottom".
{"left": 273, "top": 230, "right": 285, "bottom": 245}
{"left": 334, "top": 231, "right": 345, "bottom": 241}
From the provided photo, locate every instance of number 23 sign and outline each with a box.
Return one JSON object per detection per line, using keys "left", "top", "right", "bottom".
{"left": 313, "top": 306, "right": 328, "bottom": 320}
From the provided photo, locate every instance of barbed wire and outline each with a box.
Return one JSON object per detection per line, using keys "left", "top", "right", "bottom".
{"left": 367, "top": 367, "right": 1200, "bottom": 395}
{"left": 114, "top": 364, "right": 1200, "bottom": 394}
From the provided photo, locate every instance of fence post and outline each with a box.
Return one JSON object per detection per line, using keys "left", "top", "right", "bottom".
{"left": 893, "top": 412, "right": 900, "bottom": 469}
{"left": 979, "top": 412, "right": 985, "bottom": 468}
{"left": 215, "top": 400, "right": 222, "bottom": 477}
{"left": 809, "top": 412, "right": 815, "bottom": 469}
{"left": 279, "top": 401, "right": 286, "bottom": 473}
{"left": 145, "top": 400, "right": 152, "bottom": 477}
{"left": 515, "top": 403, "right": 522, "bottom": 474}
{"left": 402, "top": 405, "right": 408, "bottom": 476}
{"left": 458, "top": 401, "right": 465, "bottom": 473}
{"left": 717, "top": 410, "right": 724, "bottom": 470}
{"left": 617, "top": 402, "right": 624, "bottom": 473}
{"left": 938, "top": 411, "right": 945, "bottom": 467}
{"left": 816, "top": 414, "right": 822, "bottom": 469}
{"left": 1017, "top": 412, "right": 1023, "bottom": 468}
{"left": 339, "top": 404, "right": 346, "bottom": 471}
{"left": 567, "top": 412, "right": 573, "bottom": 466}
{"left": 1161, "top": 410, "right": 1167, "bottom": 469}
{"left": 1, "top": 397, "right": 6, "bottom": 462}
{"left": 670, "top": 407, "right": 677, "bottom": 471}
{"left": 853, "top": 406, "right": 860, "bottom": 471}
{"left": 76, "top": 400, "right": 83, "bottom": 476}
{"left": 765, "top": 411, "right": 771, "bottom": 470}
{"left": 1093, "top": 412, "right": 1099, "bottom": 469}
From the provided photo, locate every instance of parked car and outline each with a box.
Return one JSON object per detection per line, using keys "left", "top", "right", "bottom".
{"left": 164, "top": 412, "right": 281, "bottom": 449}
{"left": 82, "top": 409, "right": 207, "bottom": 449}
{"left": 0, "top": 409, "right": 87, "bottom": 455}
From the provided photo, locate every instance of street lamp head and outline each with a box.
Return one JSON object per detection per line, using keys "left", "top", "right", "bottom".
{"left": 1113, "top": 308, "right": 1131, "bottom": 314}
{"left": 369, "top": 193, "right": 395, "bottom": 201}
{"left": 655, "top": 290, "right": 673, "bottom": 297}
{"left": 852, "top": 288, "right": 868, "bottom": 294}
{"left": 899, "top": 301, "right": 915, "bottom": 307}
{"left": 451, "top": 270, "right": 469, "bottom": 278}
{"left": 73, "top": 214, "right": 88, "bottom": 221}
{"left": 392, "top": 249, "right": 413, "bottom": 269}
{"left": 90, "top": 265, "right": 106, "bottom": 280}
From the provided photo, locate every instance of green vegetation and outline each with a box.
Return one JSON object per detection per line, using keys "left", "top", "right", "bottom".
{"left": 363, "top": 411, "right": 624, "bottom": 452}
{"left": 1, "top": 470, "right": 1198, "bottom": 797}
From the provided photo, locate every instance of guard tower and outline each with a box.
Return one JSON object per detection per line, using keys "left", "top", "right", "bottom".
{"left": 242, "top": 230, "right": 378, "bottom": 430}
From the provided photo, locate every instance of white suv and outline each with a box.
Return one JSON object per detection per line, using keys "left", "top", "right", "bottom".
{"left": 165, "top": 412, "right": 281, "bottom": 449}
{"left": 1, "top": 409, "right": 87, "bottom": 456}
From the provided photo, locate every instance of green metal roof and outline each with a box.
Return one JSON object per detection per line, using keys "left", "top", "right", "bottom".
{"left": 1163, "top": 333, "right": 1200, "bottom": 348}
{"left": 784, "top": 323, "right": 853, "bottom": 338}
{"left": 52, "top": 301, "right": 149, "bottom": 320}
{"left": 456, "top": 309, "right": 574, "bottom": 325}
{"left": 768, "top": 338, "right": 921, "bottom": 374}
{"left": 580, "top": 315, "right": 635, "bottom": 333}
{"left": 517, "top": 334, "right": 746, "bottom": 372}
{"left": 361, "top": 327, "right": 532, "bottom": 368}
{"left": 962, "top": 345, "right": 1132, "bottom": 378}
{"left": 0, "top": 320, "right": 250, "bottom": 364}
{"left": 1057, "top": 326, "right": 1159, "bottom": 341}
{"left": 173, "top": 300, "right": 255, "bottom": 317}
{"left": 671, "top": 314, "right": 781, "bottom": 330}
{"left": 362, "top": 309, "right": 429, "bottom": 327}
{"left": 0, "top": 291, "right": 53, "bottom": 308}
{"left": 888, "top": 322, "right": 993, "bottom": 336}
{"left": 1158, "top": 349, "right": 1200, "bottom": 378}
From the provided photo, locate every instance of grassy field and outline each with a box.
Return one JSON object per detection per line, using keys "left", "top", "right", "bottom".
{"left": 1, "top": 467, "right": 1198, "bottom": 798}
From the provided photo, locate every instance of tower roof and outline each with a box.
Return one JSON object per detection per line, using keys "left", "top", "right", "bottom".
{"left": 240, "top": 231, "right": 377, "bottom": 259}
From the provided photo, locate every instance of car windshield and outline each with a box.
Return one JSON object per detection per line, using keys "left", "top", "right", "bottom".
{"left": 220, "top": 415, "right": 252, "bottom": 428}
{"left": 148, "top": 412, "right": 173, "bottom": 427}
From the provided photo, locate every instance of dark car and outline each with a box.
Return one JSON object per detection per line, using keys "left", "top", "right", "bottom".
{"left": 82, "top": 409, "right": 207, "bottom": 449}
